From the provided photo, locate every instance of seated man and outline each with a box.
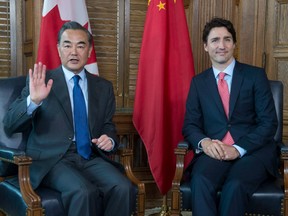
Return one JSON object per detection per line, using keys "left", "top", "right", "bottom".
{"left": 183, "top": 17, "right": 278, "bottom": 216}
{"left": 3, "top": 21, "right": 133, "bottom": 216}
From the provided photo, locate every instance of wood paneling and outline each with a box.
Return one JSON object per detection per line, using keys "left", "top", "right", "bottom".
{"left": 237, "top": 0, "right": 266, "bottom": 67}
{"left": 265, "top": 0, "right": 288, "bottom": 141}
{"left": 0, "top": 0, "right": 11, "bottom": 77}
{"left": 23, "top": 0, "right": 33, "bottom": 75}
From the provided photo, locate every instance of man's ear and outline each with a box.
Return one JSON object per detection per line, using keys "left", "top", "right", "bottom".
{"left": 204, "top": 43, "right": 208, "bottom": 52}
{"left": 88, "top": 46, "right": 92, "bottom": 58}
{"left": 57, "top": 44, "right": 61, "bottom": 57}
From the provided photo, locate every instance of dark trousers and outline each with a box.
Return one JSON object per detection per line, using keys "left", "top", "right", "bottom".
{"left": 189, "top": 154, "right": 269, "bottom": 216}
{"left": 42, "top": 145, "right": 133, "bottom": 216}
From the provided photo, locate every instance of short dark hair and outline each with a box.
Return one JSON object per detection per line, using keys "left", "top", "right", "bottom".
{"left": 202, "top": 17, "right": 237, "bottom": 44}
{"left": 57, "top": 21, "right": 92, "bottom": 46}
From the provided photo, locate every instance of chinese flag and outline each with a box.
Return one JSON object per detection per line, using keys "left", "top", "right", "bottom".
{"left": 133, "top": 0, "right": 195, "bottom": 195}
{"left": 37, "top": 0, "right": 98, "bottom": 75}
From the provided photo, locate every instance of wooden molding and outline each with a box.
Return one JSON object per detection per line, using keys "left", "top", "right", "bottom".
{"left": 184, "top": 0, "right": 190, "bottom": 8}
{"left": 276, "top": 0, "right": 288, "bottom": 3}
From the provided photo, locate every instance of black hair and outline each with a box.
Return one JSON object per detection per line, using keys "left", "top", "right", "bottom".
{"left": 202, "top": 17, "right": 237, "bottom": 44}
{"left": 57, "top": 21, "right": 92, "bottom": 46}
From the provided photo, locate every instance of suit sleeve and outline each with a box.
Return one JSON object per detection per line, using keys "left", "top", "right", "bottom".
{"left": 234, "top": 69, "right": 278, "bottom": 153}
{"left": 101, "top": 82, "right": 119, "bottom": 151}
{"left": 3, "top": 76, "right": 33, "bottom": 136}
{"left": 182, "top": 77, "right": 208, "bottom": 150}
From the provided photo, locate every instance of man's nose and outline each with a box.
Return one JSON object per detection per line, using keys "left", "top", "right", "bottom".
{"left": 218, "top": 40, "right": 225, "bottom": 49}
{"left": 71, "top": 46, "right": 77, "bottom": 54}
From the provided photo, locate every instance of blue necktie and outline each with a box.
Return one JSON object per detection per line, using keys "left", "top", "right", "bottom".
{"left": 73, "top": 75, "right": 91, "bottom": 159}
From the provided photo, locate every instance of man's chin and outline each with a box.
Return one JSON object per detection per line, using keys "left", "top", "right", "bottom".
{"left": 65, "top": 66, "right": 82, "bottom": 74}
{"left": 67, "top": 64, "right": 83, "bottom": 71}
{"left": 215, "top": 56, "right": 230, "bottom": 65}
{"left": 218, "top": 60, "right": 228, "bottom": 64}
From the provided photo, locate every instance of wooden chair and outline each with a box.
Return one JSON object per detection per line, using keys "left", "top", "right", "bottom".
{"left": 0, "top": 76, "right": 145, "bottom": 216}
{"left": 170, "top": 80, "right": 287, "bottom": 216}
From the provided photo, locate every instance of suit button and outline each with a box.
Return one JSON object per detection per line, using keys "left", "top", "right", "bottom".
{"left": 227, "top": 124, "right": 231, "bottom": 128}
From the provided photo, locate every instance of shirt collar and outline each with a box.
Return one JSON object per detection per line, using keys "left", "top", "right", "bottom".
{"left": 213, "top": 58, "right": 236, "bottom": 78}
{"left": 62, "top": 66, "right": 86, "bottom": 82}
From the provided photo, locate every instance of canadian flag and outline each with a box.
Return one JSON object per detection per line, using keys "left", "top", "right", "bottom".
{"left": 37, "top": 0, "right": 98, "bottom": 75}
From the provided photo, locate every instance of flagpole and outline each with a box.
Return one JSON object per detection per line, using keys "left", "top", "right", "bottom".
{"left": 149, "top": 195, "right": 170, "bottom": 216}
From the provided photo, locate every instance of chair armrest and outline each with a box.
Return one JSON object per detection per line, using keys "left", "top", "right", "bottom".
{"left": 0, "top": 145, "right": 25, "bottom": 162}
{"left": 281, "top": 145, "right": 288, "bottom": 173}
{"left": 280, "top": 144, "right": 288, "bottom": 175}
{"left": 177, "top": 141, "right": 190, "bottom": 150}
{"left": 281, "top": 145, "right": 288, "bottom": 159}
{"left": 173, "top": 141, "right": 189, "bottom": 185}
{"left": 0, "top": 146, "right": 26, "bottom": 177}
{"left": 0, "top": 146, "right": 42, "bottom": 213}
{"left": 280, "top": 143, "right": 288, "bottom": 216}
{"left": 117, "top": 147, "right": 145, "bottom": 215}
{"left": 170, "top": 141, "right": 188, "bottom": 215}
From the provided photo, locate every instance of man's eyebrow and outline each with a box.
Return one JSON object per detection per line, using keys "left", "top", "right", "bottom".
{"left": 210, "top": 36, "right": 220, "bottom": 41}
{"left": 77, "top": 41, "right": 86, "bottom": 45}
{"left": 63, "top": 40, "right": 72, "bottom": 44}
{"left": 209, "top": 36, "right": 232, "bottom": 40}
{"left": 62, "top": 41, "right": 87, "bottom": 45}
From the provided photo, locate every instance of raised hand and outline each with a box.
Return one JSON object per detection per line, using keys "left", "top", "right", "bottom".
{"left": 29, "top": 62, "right": 53, "bottom": 105}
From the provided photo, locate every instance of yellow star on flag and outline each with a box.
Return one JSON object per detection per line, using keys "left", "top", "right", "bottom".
{"left": 157, "top": 1, "right": 166, "bottom": 11}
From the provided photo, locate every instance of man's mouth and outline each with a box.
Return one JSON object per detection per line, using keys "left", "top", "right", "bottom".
{"left": 69, "top": 59, "right": 79, "bottom": 63}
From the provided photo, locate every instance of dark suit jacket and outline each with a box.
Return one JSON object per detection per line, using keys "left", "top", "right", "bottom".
{"left": 182, "top": 61, "right": 278, "bottom": 175}
{"left": 3, "top": 66, "right": 120, "bottom": 189}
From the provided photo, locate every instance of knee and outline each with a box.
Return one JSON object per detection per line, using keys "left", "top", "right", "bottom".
{"left": 191, "top": 173, "right": 206, "bottom": 184}
{"left": 223, "top": 179, "right": 245, "bottom": 194}
{"left": 190, "top": 173, "right": 214, "bottom": 189}
{"left": 72, "top": 183, "right": 99, "bottom": 199}
{"left": 190, "top": 173, "right": 220, "bottom": 198}
{"left": 114, "top": 178, "right": 133, "bottom": 195}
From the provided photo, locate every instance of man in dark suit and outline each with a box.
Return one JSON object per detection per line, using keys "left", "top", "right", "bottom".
{"left": 183, "top": 17, "right": 278, "bottom": 216}
{"left": 3, "top": 21, "right": 133, "bottom": 216}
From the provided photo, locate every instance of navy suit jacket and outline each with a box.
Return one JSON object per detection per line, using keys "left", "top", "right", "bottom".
{"left": 183, "top": 61, "right": 278, "bottom": 175}
{"left": 3, "top": 66, "right": 120, "bottom": 189}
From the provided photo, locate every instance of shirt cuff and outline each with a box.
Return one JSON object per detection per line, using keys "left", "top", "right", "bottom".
{"left": 196, "top": 137, "right": 211, "bottom": 154}
{"left": 27, "top": 95, "right": 42, "bottom": 115}
{"left": 107, "top": 138, "right": 115, "bottom": 152}
{"left": 233, "top": 144, "right": 247, "bottom": 157}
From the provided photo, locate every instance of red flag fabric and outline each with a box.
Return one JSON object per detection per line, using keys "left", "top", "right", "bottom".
{"left": 133, "top": 0, "right": 195, "bottom": 195}
{"left": 37, "top": 0, "right": 98, "bottom": 74}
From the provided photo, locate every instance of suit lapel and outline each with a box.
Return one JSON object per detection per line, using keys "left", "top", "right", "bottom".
{"left": 205, "top": 69, "right": 227, "bottom": 117}
{"left": 49, "top": 68, "right": 74, "bottom": 128}
{"left": 229, "top": 62, "right": 244, "bottom": 118}
{"left": 86, "top": 72, "right": 100, "bottom": 131}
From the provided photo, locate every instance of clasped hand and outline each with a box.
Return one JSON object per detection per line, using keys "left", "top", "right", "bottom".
{"left": 201, "top": 139, "right": 240, "bottom": 161}
{"left": 92, "top": 135, "right": 113, "bottom": 151}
